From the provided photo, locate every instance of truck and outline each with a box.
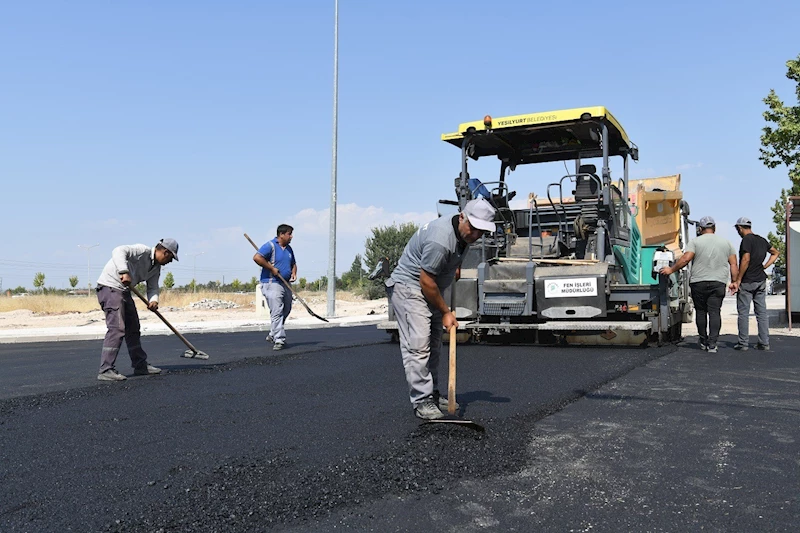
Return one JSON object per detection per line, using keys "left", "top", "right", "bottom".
{"left": 379, "top": 106, "right": 693, "bottom": 346}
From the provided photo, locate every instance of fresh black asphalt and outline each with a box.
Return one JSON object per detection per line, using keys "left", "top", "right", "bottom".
{"left": 1, "top": 327, "right": 798, "bottom": 532}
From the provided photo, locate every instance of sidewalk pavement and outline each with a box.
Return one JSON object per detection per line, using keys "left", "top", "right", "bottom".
{"left": 0, "top": 294, "right": 791, "bottom": 345}
{"left": 0, "top": 313, "right": 389, "bottom": 344}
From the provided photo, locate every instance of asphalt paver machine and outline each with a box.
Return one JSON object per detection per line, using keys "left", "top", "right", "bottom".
{"left": 380, "top": 106, "right": 692, "bottom": 345}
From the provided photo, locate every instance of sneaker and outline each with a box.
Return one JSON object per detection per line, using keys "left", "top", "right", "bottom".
{"left": 733, "top": 343, "right": 749, "bottom": 351}
{"left": 266, "top": 335, "right": 274, "bottom": 343}
{"left": 432, "top": 390, "right": 460, "bottom": 410}
{"left": 707, "top": 346, "right": 718, "bottom": 354}
{"left": 755, "top": 344, "right": 770, "bottom": 351}
{"left": 273, "top": 342, "right": 284, "bottom": 351}
{"left": 97, "top": 368, "right": 127, "bottom": 381}
{"left": 133, "top": 364, "right": 162, "bottom": 376}
{"left": 699, "top": 341, "right": 707, "bottom": 351}
{"left": 414, "top": 398, "right": 444, "bottom": 420}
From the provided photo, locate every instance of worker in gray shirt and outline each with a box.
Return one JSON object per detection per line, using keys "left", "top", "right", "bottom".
{"left": 95, "top": 238, "right": 179, "bottom": 381}
{"left": 386, "top": 198, "right": 496, "bottom": 420}
{"left": 660, "top": 216, "right": 737, "bottom": 353}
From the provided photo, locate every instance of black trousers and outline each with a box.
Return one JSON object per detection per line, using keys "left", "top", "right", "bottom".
{"left": 690, "top": 281, "right": 726, "bottom": 347}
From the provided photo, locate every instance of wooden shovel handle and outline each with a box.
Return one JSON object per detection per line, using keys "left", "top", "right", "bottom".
{"left": 448, "top": 325, "right": 456, "bottom": 415}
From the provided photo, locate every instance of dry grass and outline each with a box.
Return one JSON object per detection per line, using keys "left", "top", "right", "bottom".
{"left": 0, "top": 289, "right": 366, "bottom": 315}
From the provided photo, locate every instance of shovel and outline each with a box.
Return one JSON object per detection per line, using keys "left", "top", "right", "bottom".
{"left": 244, "top": 233, "right": 329, "bottom": 323}
{"left": 130, "top": 286, "right": 210, "bottom": 359}
{"left": 425, "top": 324, "right": 485, "bottom": 432}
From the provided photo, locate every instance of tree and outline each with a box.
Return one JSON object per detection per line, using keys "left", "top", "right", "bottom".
{"left": 363, "top": 222, "right": 419, "bottom": 299}
{"left": 760, "top": 54, "right": 800, "bottom": 268}
{"left": 33, "top": 272, "right": 45, "bottom": 292}
{"left": 163, "top": 271, "right": 175, "bottom": 290}
{"left": 69, "top": 275, "right": 79, "bottom": 289}
{"left": 231, "top": 278, "right": 242, "bottom": 292}
{"left": 341, "top": 254, "right": 366, "bottom": 290}
{"left": 297, "top": 277, "right": 307, "bottom": 290}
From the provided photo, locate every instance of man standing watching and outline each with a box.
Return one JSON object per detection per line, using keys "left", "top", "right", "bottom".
{"left": 253, "top": 224, "right": 297, "bottom": 351}
{"left": 386, "top": 198, "right": 496, "bottom": 420}
{"left": 660, "top": 216, "right": 738, "bottom": 354}
{"left": 731, "top": 217, "right": 779, "bottom": 351}
{"left": 96, "top": 238, "right": 179, "bottom": 381}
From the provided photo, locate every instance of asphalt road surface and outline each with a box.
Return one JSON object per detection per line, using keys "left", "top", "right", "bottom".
{"left": 1, "top": 327, "right": 798, "bottom": 532}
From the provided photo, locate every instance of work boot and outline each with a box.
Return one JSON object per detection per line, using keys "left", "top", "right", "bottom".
{"left": 273, "top": 342, "right": 285, "bottom": 351}
{"left": 97, "top": 368, "right": 127, "bottom": 381}
{"left": 755, "top": 344, "right": 770, "bottom": 351}
{"left": 733, "top": 343, "right": 749, "bottom": 351}
{"left": 133, "top": 364, "right": 162, "bottom": 376}
{"left": 432, "top": 390, "right": 460, "bottom": 410}
{"left": 414, "top": 398, "right": 444, "bottom": 420}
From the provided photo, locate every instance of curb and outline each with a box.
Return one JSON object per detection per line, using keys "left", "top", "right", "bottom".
{"left": 0, "top": 315, "right": 388, "bottom": 345}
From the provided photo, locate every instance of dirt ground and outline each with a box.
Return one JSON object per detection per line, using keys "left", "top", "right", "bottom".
{"left": 0, "top": 297, "right": 390, "bottom": 330}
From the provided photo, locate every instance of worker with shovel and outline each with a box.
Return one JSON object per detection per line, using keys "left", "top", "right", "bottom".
{"left": 95, "top": 238, "right": 179, "bottom": 381}
{"left": 253, "top": 224, "right": 297, "bottom": 351}
{"left": 386, "top": 198, "right": 496, "bottom": 420}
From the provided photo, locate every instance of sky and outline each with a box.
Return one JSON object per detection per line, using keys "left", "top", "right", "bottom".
{"left": 1, "top": 0, "right": 799, "bottom": 291}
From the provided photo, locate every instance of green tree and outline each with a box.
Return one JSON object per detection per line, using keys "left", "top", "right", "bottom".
{"left": 231, "top": 278, "right": 242, "bottom": 291}
{"left": 363, "top": 222, "right": 419, "bottom": 299}
{"left": 69, "top": 275, "right": 79, "bottom": 289}
{"left": 760, "top": 54, "right": 800, "bottom": 268}
{"left": 341, "top": 254, "right": 366, "bottom": 290}
{"left": 297, "top": 277, "right": 307, "bottom": 290}
{"left": 33, "top": 272, "right": 45, "bottom": 292}
{"left": 163, "top": 271, "right": 175, "bottom": 290}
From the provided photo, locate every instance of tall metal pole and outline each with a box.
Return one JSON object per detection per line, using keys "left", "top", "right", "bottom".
{"left": 78, "top": 243, "right": 100, "bottom": 297}
{"left": 326, "top": 0, "right": 339, "bottom": 318}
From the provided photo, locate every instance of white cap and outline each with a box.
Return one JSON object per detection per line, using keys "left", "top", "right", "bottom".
{"left": 462, "top": 198, "right": 497, "bottom": 232}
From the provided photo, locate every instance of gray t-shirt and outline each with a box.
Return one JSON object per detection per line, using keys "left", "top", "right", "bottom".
{"left": 686, "top": 233, "right": 736, "bottom": 284}
{"left": 389, "top": 215, "right": 466, "bottom": 291}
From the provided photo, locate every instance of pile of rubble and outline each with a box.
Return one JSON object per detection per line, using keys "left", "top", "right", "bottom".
{"left": 186, "top": 299, "right": 240, "bottom": 310}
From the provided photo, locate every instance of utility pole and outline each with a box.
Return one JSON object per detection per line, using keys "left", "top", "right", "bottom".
{"left": 78, "top": 243, "right": 100, "bottom": 297}
{"left": 327, "top": 0, "right": 339, "bottom": 318}
{"left": 188, "top": 252, "right": 205, "bottom": 293}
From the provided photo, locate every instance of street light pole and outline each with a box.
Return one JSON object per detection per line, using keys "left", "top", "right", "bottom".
{"left": 188, "top": 252, "right": 205, "bottom": 293}
{"left": 327, "top": 0, "right": 339, "bottom": 318}
{"left": 78, "top": 243, "right": 100, "bottom": 297}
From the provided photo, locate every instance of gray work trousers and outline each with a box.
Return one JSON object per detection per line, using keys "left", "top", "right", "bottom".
{"left": 97, "top": 286, "right": 148, "bottom": 373}
{"left": 737, "top": 280, "right": 769, "bottom": 347}
{"left": 261, "top": 280, "right": 292, "bottom": 343}
{"left": 388, "top": 282, "right": 443, "bottom": 407}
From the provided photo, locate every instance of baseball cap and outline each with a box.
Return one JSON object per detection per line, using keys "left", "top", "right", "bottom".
{"left": 159, "top": 238, "right": 180, "bottom": 261}
{"left": 462, "top": 198, "right": 497, "bottom": 232}
{"left": 698, "top": 216, "right": 715, "bottom": 229}
{"left": 735, "top": 216, "right": 752, "bottom": 227}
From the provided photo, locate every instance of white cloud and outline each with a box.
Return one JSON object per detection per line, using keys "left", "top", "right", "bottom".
{"left": 289, "top": 203, "right": 437, "bottom": 236}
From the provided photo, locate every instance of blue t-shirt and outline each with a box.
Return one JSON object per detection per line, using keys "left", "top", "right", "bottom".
{"left": 258, "top": 238, "right": 296, "bottom": 282}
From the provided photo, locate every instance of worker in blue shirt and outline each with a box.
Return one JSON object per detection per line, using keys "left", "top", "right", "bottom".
{"left": 253, "top": 224, "right": 297, "bottom": 350}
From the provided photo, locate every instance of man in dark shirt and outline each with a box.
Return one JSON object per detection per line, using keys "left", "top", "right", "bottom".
{"left": 731, "top": 217, "right": 779, "bottom": 351}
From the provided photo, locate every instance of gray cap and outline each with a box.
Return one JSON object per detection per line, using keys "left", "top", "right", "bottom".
{"left": 462, "top": 198, "right": 497, "bottom": 232}
{"left": 735, "top": 216, "right": 752, "bottom": 227}
{"left": 698, "top": 216, "right": 715, "bottom": 229}
{"left": 159, "top": 238, "right": 179, "bottom": 261}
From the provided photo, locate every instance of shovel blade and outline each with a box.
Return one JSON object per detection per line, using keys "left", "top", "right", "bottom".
{"left": 424, "top": 414, "right": 485, "bottom": 432}
{"left": 181, "top": 350, "right": 210, "bottom": 360}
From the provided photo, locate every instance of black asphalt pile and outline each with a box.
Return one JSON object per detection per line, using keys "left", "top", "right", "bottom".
{"left": 115, "top": 411, "right": 557, "bottom": 532}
